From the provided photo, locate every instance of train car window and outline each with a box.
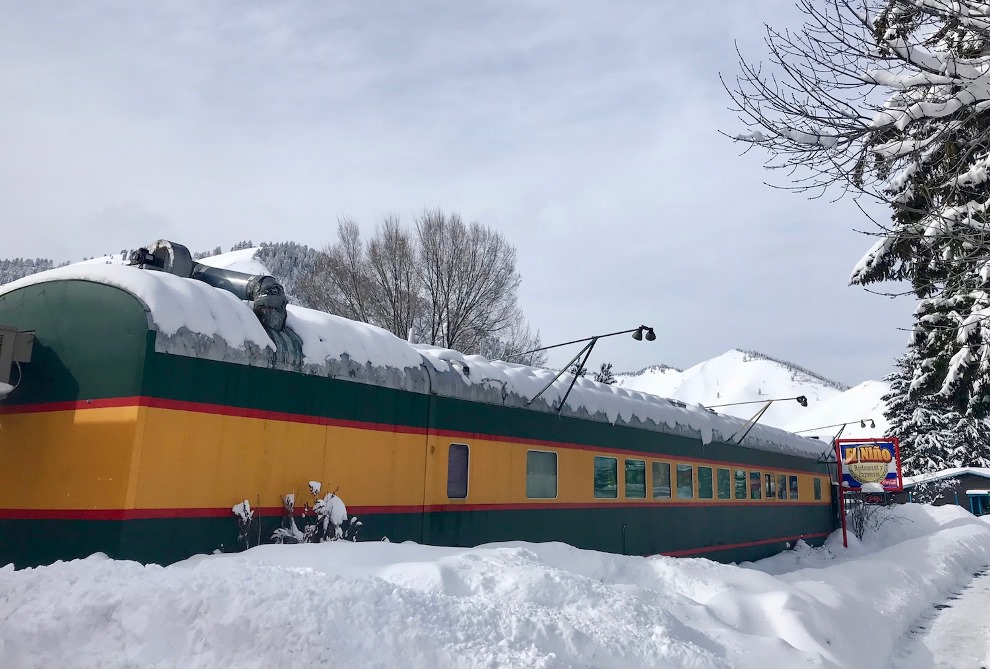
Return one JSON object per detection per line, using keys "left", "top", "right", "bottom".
{"left": 447, "top": 443, "right": 469, "bottom": 499}
{"left": 526, "top": 450, "right": 558, "bottom": 499}
{"left": 698, "top": 466, "right": 714, "bottom": 499}
{"left": 750, "top": 471, "right": 762, "bottom": 499}
{"left": 777, "top": 474, "right": 787, "bottom": 500}
{"left": 814, "top": 477, "right": 823, "bottom": 500}
{"left": 789, "top": 475, "right": 799, "bottom": 500}
{"left": 676, "top": 464, "right": 694, "bottom": 499}
{"left": 652, "top": 462, "right": 671, "bottom": 499}
{"left": 717, "top": 468, "right": 731, "bottom": 500}
{"left": 594, "top": 456, "right": 618, "bottom": 498}
{"left": 764, "top": 473, "right": 775, "bottom": 499}
{"left": 734, "top": 469, "right": 748, "bottom": 499}
{"left": 625, "top": 460, "right": 646, "bottom": 499}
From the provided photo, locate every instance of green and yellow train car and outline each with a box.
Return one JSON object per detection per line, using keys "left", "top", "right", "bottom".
{"left": 0, "top": 246, "right": 836, "bottom": 567}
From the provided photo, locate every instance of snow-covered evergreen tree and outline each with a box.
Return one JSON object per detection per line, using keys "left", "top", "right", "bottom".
{"left": 884, "top": 352, "right": 956, "bottom": 474}
{"left": 885, "top": 351, "right": 990, "bottom": 474}
{"left": 0, "top": 258, "right": 59, "bottom": 285}
{"left": 253, "top": 242, "right": 322, "bottom": 305}
{"left": 729, "top": 1, "right": 990, "bottom": 417}
{"left": 594, "top": 362, "right": 616, "bottom": 385}
{"left": 229, "top": 240, "right": 254, "bottom": 252}
{"left": 192, "top": 246, "right": 222, "bottom": 260}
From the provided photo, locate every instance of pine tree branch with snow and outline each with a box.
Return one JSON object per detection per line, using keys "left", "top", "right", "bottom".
{"left": 729, "top": 0, "right": 990, "bottom": 417}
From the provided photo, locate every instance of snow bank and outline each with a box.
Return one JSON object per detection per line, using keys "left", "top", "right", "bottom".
{"left": 1, "top": 504, "right": 988, "bottom": 668}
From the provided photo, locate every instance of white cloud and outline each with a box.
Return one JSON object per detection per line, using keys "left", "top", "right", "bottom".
{"left": 0, "top": 1, "right": 908, "bottom": 384}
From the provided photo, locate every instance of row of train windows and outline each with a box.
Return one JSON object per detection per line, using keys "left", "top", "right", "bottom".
{"left": 593, "top": 457, "right": 823, "bottom": 501}
{"left": 445, "top": 444, "right": 824, "bottom": 502}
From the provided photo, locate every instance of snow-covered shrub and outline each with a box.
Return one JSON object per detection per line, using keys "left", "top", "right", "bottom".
{"left": 238, "top": 480, "right": 363, "bottom": 550}
{"left": 846, "top": 489, "right": 900, "bottom": 542}
{"left": 232, "top": 500, "right": 260, "bottom": 551}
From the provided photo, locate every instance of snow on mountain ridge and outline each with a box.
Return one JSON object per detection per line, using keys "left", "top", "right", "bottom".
{"left": 616, "top": 349, "right": 884, "bottom": 433}
{"left": 737, "top": 349, "right": 850, "bottom": 391}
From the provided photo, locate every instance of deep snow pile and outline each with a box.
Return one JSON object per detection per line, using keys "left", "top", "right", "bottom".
{"left": 1, "top": 505, "right": 989, "bottom": 668}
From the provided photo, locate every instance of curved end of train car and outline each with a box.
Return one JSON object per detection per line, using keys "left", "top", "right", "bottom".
{"left": 0, "top": 250, "right": 837, "bottom": 568}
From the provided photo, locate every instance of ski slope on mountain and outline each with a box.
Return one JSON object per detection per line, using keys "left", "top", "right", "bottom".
{"left": 784, "top": 380, "right": 890, "bottom": 440}
{"left": 617, "top": 349, "right": 851, "bottom": 429}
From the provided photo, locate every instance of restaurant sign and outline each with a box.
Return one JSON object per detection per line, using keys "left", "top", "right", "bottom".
{"left": 836, "top": 437, "right": 903, "bottom": 492}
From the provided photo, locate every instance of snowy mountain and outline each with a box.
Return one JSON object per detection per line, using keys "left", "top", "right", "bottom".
{"left": 617, "top": 349, "right": 891, "bottom": 438}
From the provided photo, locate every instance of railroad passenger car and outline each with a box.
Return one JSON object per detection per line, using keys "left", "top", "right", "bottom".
{"left": 0, "top": 243, "right": 836, "bottom": 567}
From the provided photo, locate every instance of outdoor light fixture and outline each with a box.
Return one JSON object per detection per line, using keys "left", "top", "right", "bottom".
{"left": 504, "top": 325, "right": 656, "bottom": 412}
{"left": 860, "top": 419, "right": 875, "bottom": 429}
{"left": 632, "top": 325, "right": 656, "bottom": 342}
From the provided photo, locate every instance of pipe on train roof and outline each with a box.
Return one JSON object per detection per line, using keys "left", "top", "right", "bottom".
{"left": 129, "top": 240, "right": 288, "bottom": 331}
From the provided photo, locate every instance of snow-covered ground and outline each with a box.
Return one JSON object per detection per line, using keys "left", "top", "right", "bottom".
{"left": 1, "top": 504, "right": 988, "bottom": 668}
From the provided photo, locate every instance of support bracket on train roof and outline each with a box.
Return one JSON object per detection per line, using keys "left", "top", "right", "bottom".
{"left": 508, "top": 326, "right": 656, "bottom": 414}
{"left": 719, "top": 395, "right": 808, "bottom": 444}
{"left": 0, "top": 324, "right": 35, "bottom": 401}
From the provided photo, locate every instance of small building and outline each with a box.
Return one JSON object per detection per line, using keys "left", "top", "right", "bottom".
{"left": 894, "top": 467, "right": 990, "bottom": 515}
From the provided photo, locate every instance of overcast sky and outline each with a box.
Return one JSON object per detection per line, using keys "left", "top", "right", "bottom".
{"left": 0, "top": 1, "right": 910, "bottom": 386}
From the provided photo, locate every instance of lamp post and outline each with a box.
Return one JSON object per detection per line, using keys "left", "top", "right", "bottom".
{"left": 505, "top": 325, "right": 656, "bottom": 413}
{"left": 703, "top": 395, "right": 809, "bottom": 444}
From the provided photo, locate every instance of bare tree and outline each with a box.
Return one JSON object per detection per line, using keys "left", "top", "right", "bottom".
{"left": 295, "top": 219, "right": 378, "bottom": 322}
{"left": 366, "top": 215, "right": 420, "bottom": 338}
{"left": 476, "top": 307, "right": 548, "bottom": 367}
{"left": 297, "top": 209, "right": 541, "bottom": 364}
{"left": 415, "top": 210, "right": 521, "bottom": 353}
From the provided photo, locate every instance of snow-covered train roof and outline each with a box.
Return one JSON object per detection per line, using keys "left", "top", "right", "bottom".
{"left": 0, "top": 264, "right": 830, "bottom": 459}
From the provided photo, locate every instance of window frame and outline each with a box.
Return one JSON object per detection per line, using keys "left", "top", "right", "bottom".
{"left": 789, "top": 475, "right": 799, "bottom": 501}
{"left": 717, "top": 468, "right": 732, "bottom": 500}
{"left": 625, "top": 458, "right": 647, "bottom": 499}
{"left": 676, "top": 464, "right": 694, "bottom": 499}
{"left": 446, "top": 443, "right": 470, "bottom": 499}
{"left": 652, "top": 461, "right": 672, "bottom": 499}
{"left": 814, "top": 477, "right": 823, "bottom": 501}
{"left": 777, "top": 474, "right": 787, "bottom": 500}
{"left": 698, "top": 465, "right": 714, "bottom": 500}
{"left": 750, "top": 471, "right": 762, "bottom": 500}
{"left": 734, "top": 469, "right": 748, "bottom": 499}
{"left": 594, "top": 456, "right": 619, "bottom": 499}
{"left": 526, "top": 449, "right": 559, "bottom": 499}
